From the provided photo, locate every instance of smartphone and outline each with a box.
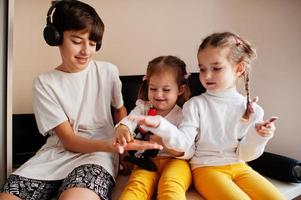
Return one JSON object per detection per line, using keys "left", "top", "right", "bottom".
{"left": 268, "top": 116, "right": 279, "bottom": 123}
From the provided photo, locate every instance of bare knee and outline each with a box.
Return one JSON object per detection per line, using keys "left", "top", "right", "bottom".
{"left": 58, "top": 187, "right": 101, "bottom": 200}
{"left": 0, "top": 192, "right": 22, "bottom": 200}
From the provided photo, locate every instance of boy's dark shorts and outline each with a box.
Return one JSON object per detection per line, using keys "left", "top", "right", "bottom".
{"left": 1, "top": 164, "right": 115, "bottom": 200}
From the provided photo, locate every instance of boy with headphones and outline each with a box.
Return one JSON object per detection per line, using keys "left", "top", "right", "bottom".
{"left": 0, "top": 1, "right": 161, "bottom": 200}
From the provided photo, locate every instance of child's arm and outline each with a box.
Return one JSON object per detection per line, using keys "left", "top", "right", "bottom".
{"left": 113, "top": 105, "right": 133, "bottom": 146}
{"left": 54, "top": 121, "right": 123, "bottom": 153}
{"left": 54, "top": 120, "right": 162, "bottom": 154}
{"left": 237, "top": 104, "right": 277, "bottom": 161}
{"left": 129, "top": 98, "right": 200, "bottom": 153}
{"left": 150, "top": 135, "right": 184, "bottom": 157}
{"left": 112, "top": 105, "right": 127, "bottom": 124}
{"left": 129, "top": 115, "right": 194, "bottom": 152}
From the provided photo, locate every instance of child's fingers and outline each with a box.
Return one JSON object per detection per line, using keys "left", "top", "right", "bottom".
{"left": 256, "top": 116, "right": 278, "bottom": 129}
{"left": 115, "top": 134, "right": 124, "bottom": 146}
{"left": 257, "top": 128, "right": 274, "bottom": 137}
{"left": 124, "top": 133, "right": 133, "bottom": 143}
{"left": 113, "top": 142, "right": 124, "bottom": 154}
{"left": 261, "top": 117, "right": 278, "bottom": 127}
{"left": 116, "top": 132, "right": 132, "bottom": 146}
{"left": 144, "top": 116, "right": 160, "bottom": 127}
{"left": 255, "top": 122, "right": 275, "bottom": 137}
{"left": 149, "top": 135, "right": 162, "bottom": 145}
{"left": 113, "top": 136, "right": 118, "bottom": 144}
{"left": 128, "top": 116, "right": 159, "bottom": 127}
{"left": 256, "top": 123, "right": 270, "bottom": 131}
{"left": 120, "top": 136, "right": 127, "bottom": 146}
{"left": 118, "top": 145, "right": 124, "bottom": 154}
{"left": 128, "top": 115, "right": 147, "bottom": 124}
{"left": 124, "top": 139, "right": 163, "bottom": 151}
{"left": 267, "top": 116, "right": 278, "bottom": 123}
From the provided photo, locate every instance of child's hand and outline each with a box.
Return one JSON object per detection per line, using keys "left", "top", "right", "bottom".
{"left": 124, "top": 139, "right": 163, "bottom": 151}
{"left": 129, "top": 115, "right": 160, "bottom": 128}
{"left": 150, "top": 135, "right": 184, "bottom": 157}
{"left": 149, "top": 135, "right": 163, "bottom": 146}
{"left": 113, "top": 139, "right": 163, "bottom": 154}
{"left": 115, "top": 124, "right": 133, "bottom": 146}
{"left": 255, "top": 117, "right": 278, "bottom": 137}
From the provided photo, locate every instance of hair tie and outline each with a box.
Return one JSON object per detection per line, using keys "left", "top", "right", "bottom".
{"left": 235, "top": 37, "right": 243, "bottom": 46}
{"left": 142, "top": 75, "right": 147, "bottom": 81}
{"left": 247, "top": 101, "right": 255, "bottom": 114}
{"left": 184, "top": 72, "right": 191, "bottom": 80}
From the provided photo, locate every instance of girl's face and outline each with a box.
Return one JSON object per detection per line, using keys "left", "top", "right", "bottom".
{"left": 58, "top": 29, "right": 97, "bottom": 73}
{"left": 197, "top": 46, "right": 244, "bottom": 93}
{"left": 148, "top": 70, "right": 183, "bottom": 116}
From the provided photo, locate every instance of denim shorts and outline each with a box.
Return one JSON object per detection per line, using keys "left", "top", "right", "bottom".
{"left": 1, "top": 164, "right": 115, "bottom": 200}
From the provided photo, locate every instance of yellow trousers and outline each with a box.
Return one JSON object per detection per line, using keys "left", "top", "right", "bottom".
{"left": 192, "top": 162, "right": 285, "bottom": 200}
{"left": 118, "top": 157, "right": 192, "bottom": 200}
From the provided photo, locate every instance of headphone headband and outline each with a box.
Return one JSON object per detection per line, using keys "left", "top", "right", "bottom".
{"left": 46, "top": 1, "right": 61, "bottom": 25}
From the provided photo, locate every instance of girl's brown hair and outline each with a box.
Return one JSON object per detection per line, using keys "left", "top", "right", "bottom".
{"left": 138, "top": 55, "right": 191, "bottom": 107}
{"left": 198, "top": 32, "right": 257, "bottom": 121}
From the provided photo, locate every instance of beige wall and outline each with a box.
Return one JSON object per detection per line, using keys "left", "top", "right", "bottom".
{"left": 13, "top": 0, "right": 301, "bottom": 160}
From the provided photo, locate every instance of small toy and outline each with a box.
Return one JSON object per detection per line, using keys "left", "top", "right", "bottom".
{"left": 124, "top": 106, "right": 159, "bottom": 171}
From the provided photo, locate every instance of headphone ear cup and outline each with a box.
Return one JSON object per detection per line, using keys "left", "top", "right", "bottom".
{"left": 96, "top": 42, "right": 101, "bottom": 51}
{"left": 43, "top": 24, "right": 62, "bottom": 46}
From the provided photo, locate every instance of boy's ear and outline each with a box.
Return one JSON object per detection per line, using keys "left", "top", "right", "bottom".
{"left": 236, "top": 61, "right": 246, "bottom": 76}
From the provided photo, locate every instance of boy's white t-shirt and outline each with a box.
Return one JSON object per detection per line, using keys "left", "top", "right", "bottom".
{"left": 13, "top": 61, "right": 124, "bottom": 181}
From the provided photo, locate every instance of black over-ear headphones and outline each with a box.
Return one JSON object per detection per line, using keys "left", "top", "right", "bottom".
{"left": 43, "top": 0, "right": 102, "bottom": 51}
{"left": 43, "top": 1, "right": 63, "bottom": 47}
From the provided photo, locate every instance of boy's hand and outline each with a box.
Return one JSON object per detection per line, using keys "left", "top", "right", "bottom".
{"left": 115, "top": 124, "right": 133, "bottom": 146}
{"left": 124, "top": 139, "right": 163, "bottom": 151}
{"left": 255, "top": 117, "right": 278, "bottom": 137}
{"left": 113, "top": 139, "right": 163, "bottom": 154}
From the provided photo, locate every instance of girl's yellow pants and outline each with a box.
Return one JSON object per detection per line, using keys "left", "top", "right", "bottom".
{"left": 118, "top": 157, "right": 192, "bottom": 200}
{"left": 192, "top": 162, "right": 285, "bottom": 200}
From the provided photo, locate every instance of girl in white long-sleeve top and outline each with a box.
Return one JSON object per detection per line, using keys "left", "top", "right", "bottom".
{"left": 132, "top": 32, "right": 285, "bottom": 200}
